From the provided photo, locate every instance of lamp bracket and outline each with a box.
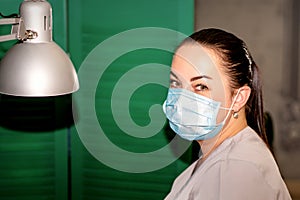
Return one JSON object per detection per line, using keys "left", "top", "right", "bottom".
{"left": 0, "top": 17, "right": 27, "bottom": 42}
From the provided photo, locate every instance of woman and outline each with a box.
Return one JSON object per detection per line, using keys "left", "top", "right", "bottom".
{"left": 163, "top": 28, "right": 291, "bottom": 199}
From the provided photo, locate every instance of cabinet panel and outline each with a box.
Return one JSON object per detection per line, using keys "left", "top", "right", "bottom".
{"left": 69, "top": 0, "right": 194, "bottom": 199}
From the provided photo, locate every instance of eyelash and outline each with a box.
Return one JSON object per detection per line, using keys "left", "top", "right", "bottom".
{"left": 194, "top": 83, "right": 209, "bottom": 92}
{"left": 170, "top": 79, "right": 181, "bottom": 88}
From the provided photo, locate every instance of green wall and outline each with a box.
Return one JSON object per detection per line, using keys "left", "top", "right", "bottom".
{"left": 0, "top": 0, "right": 194, "bottom": 199}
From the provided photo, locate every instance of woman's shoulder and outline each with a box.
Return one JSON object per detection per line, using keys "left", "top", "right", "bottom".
{"left": 195, "top": 126, "right": 275, "bottom": 175}
{"left": 225, "top": 126, "right": 273, "bottom": 164}
{"left": 218, "top": 127, "right": 290, "bottom": 196}
{"left": 196, "top": 127, "right": 291, "bottom": 199}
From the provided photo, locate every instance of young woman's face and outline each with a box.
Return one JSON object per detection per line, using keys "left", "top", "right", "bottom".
{"left": 170, "top": 43, "right": 233, "bottom": 122}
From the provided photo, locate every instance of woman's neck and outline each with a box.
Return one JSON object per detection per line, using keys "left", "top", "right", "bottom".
{"left": 197, "top": 111, "right": 248, "bottom": 160}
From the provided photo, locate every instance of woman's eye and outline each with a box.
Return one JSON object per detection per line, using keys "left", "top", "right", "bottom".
{"left": 194, "top": 84, "right": 209, "bottom": 92}
{"left": 170, "top": 79, "right": 181, "bottom": 88}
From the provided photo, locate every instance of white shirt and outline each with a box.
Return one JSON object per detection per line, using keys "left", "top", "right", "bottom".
{"left": 164, "top": 127, "right": 292, "bottom": 200}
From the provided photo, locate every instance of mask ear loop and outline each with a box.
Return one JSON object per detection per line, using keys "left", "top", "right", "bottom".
{"left": 219, "top": 88, "right": 242, "bottom": 123}
{"left": 198, "top": 88, "right": 242, "bottom": 161}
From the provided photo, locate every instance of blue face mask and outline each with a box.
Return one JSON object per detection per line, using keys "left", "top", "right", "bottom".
{"left": 163, "top": 88, "right": 234, "bottom": 141}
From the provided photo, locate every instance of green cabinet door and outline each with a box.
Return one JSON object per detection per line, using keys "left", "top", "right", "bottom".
{"left": 69, "top": 1, "right": 194, "bottom": 199}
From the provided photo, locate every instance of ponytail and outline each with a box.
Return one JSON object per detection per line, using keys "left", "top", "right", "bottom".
{"left": 246, "top": 61, "right": 268, "bottom": 145}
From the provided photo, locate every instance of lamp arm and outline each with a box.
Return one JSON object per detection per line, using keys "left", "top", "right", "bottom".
{"left": 0, "top": 17, "right": 26, "bottom": 42}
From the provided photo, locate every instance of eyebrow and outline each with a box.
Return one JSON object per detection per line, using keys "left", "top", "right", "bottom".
{"left": 170, "top": 71, "right": 179, "bottom": 79}
{"left": 190, "top": 75, "right": 212, "bottom": 82}
{"left": 170, "top": 71, "right": 212, "bottom": 82}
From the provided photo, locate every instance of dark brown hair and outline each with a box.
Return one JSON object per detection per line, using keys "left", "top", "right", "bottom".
{"left": 181, "top": 28, "right": 268, "bottom": 145}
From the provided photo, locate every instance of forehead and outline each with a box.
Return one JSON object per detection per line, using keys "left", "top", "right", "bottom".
{"left": 171, "top": 44, "right": 222, "bottom": 81}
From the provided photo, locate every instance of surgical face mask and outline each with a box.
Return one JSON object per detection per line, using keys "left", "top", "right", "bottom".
{"left": 163, "top": 88, "right": 239, "bottom": 141}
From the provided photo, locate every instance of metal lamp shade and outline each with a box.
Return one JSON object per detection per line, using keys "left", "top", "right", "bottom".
{"left": 0, "top": 42, "right": 79, "bottom": 96}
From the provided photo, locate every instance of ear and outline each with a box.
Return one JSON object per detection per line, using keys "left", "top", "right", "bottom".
{"left": 232, "top": 85, "right": 251, "bottom": 112}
